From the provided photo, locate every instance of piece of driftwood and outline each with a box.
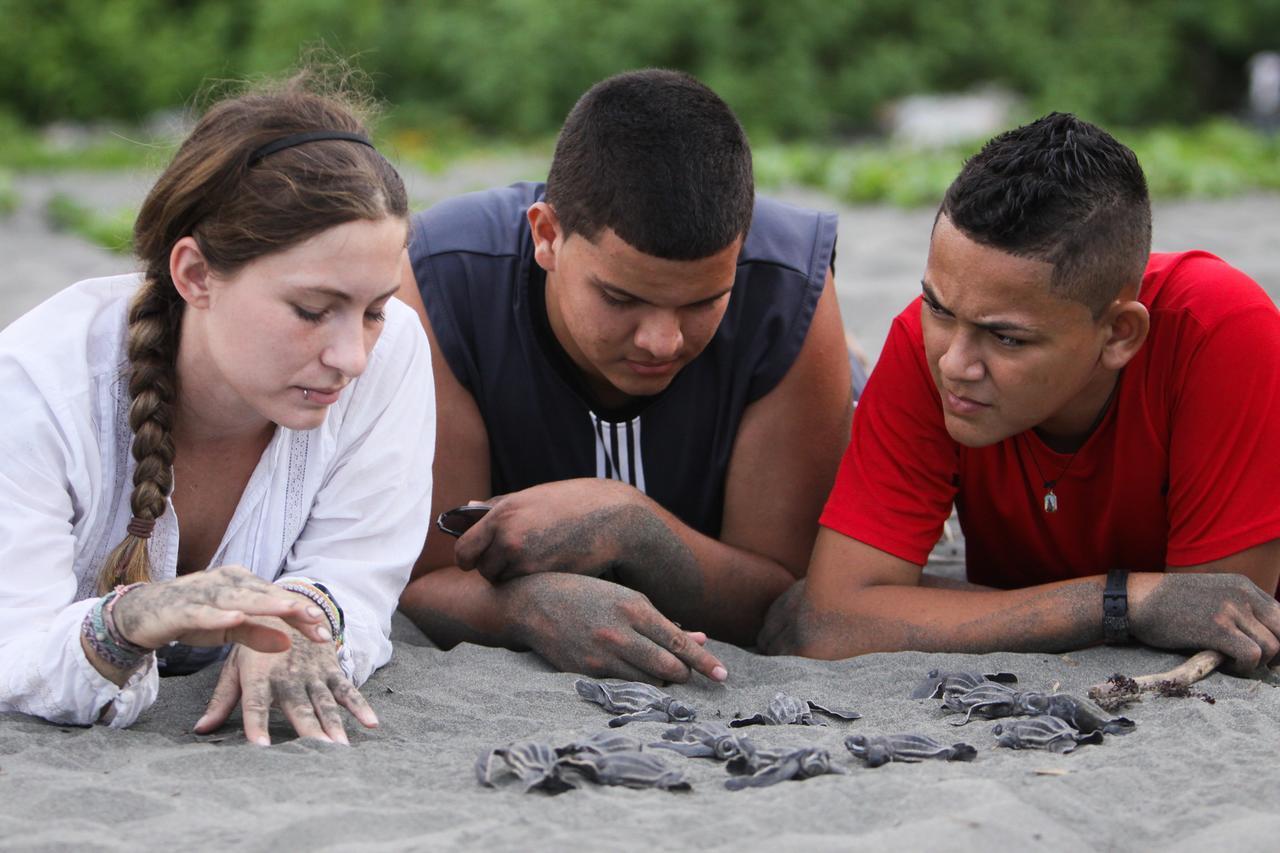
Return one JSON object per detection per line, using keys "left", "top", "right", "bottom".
{"left": 1087, "top": 650, "right": 1225, "bottom": 711}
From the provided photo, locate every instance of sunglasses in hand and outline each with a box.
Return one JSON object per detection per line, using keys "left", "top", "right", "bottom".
{"left": 435, "top": 504, "right": 492, "bottom": 537}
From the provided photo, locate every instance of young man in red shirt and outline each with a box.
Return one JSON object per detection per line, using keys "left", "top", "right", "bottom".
{"left": 761, "top": 113, "right": 1280, "bottom": 675}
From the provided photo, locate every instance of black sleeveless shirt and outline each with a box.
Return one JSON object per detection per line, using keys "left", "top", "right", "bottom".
{"left": 410, "top": 182, "right": 836, "bottom": 537}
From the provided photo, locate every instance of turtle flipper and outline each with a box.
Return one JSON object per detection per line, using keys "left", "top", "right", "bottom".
{"left": 649, "top": 740, "right": 716, "bottom": 758}
{"left": 724, "top": 759, "right": 797, "bottom": 790}
{"left": 1100, "top": 716, "right": 1136, "bottom": 735}
{"left": 728, "top": 713, "right": 770, "bottom": 727}
{"left": 807, "top": 700, "right": 862, "bottom": 720}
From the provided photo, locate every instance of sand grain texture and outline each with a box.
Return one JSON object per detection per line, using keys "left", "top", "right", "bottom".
{"left": 3, "top": 614, "right": 1279, "bottom": 852}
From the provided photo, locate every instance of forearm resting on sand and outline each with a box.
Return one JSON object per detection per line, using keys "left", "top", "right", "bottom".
{"left": 768, "top": 534, "right": 1280, "bottom": 674}
{"left": 602, "top": 501, "right": 796, "bottom": 646}
{"left": 399, "top": 566, "right": 727, "bottom": 683}
{"left": 772, "top": 575, "right": 1113, "bottom": 659}
{"left": 398, "top": 567, "right": 521, "bottom": 650}
{"left": 451, "top": 480, "right": 795, "bottom": 645}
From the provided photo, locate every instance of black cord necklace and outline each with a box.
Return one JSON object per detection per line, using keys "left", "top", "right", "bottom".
{"left": 1022, "top": 382, "right": 1119, "bottom": 514}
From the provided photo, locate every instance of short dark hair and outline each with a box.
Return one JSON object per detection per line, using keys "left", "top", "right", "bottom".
{"left": 545, "top": 68, "right": 754, "bottom": 260}
{"left": 941, "top": 113, "right": 1151, "bottom": 317}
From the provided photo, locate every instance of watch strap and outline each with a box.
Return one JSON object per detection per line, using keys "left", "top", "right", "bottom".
{"left": 1103, "top": 569, "right": 1130, "bottom": 645}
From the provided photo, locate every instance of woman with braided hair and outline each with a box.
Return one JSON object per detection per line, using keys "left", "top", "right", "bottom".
{"left": 0, "top": 70, "right": 435, "bottom": 745}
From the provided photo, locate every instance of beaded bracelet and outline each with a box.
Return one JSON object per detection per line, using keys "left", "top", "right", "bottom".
{"left": 275, "top": 577, "right": 345, "bottom": 649}
{"left": 81, "top": 583, "right": 151, "bottom": 671}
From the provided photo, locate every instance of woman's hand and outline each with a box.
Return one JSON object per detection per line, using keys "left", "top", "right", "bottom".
{"left": 111, "top": 565, "right": 332, "bottom": 652}
{"left": 193, "top": 620, "right": 379, "bottom": 745}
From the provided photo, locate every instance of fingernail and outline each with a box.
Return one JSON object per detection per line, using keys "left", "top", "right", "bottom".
{"left": 193, "top": 714, "right": 210, "bottom": 731}
{"left": 306, "top": 605, "right": 324, "bottom": 618}
{"left": 254, "top": 736, "right": 271, "bottom": 747}
{"left": 711, "top": 666, "right": 728, "bottom": 682}
{"left": 316, "top": 626, "right": 332, "bottom": 641}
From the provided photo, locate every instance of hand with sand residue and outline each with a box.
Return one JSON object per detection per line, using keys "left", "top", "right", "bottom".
{"left": 499, "top": 572, "right": 727, "bottom": 685}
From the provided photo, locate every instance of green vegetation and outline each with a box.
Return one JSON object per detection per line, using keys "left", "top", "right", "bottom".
{"left": 0, "top": 170, "right": 16, "bottom": 216}
{"left": 755, "top": 120, "right": 1280, "bottom": 207}
{"left": 2, "top": 0, "right": 1277, "bottom": 136}
{"left": 45, "top": 194, "right": 135, "bottom": 253}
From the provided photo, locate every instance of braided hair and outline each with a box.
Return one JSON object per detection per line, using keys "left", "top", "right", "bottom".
{"left": 95, "top": 66, "right": 408, "bottom": 594}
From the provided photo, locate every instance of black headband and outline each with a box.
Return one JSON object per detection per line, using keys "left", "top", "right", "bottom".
{"left": 247, "top": 130, "right": 375, "bottom": 166}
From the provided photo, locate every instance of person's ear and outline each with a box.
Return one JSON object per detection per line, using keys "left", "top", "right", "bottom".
{"left": 527, "top": 202, "right": 564, "bottom": 273}
{"left": 1099, "top": 298, "right": 1150, "bottom": 370}
{"left": 170, "top": 236, "right": 214, "bottom": 309}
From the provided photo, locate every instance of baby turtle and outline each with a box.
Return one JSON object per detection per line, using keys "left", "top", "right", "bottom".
{"left": 910, "top": 668, "right": 1019, "bottom": 700}
{"left": 844, "top": 733, "right": 978, "bottom": 767}
{"left": 992, "top": 717, "right": 1105, "bottom": 753}
{"left": 724, "top": 747, "right": 844, "bottom": 790}
{"left": 723, "top": 737, "right": 784, "bottom": 776}
{"left": 555, "top": 729, "right": 644, "bottom": 757}
{"left": 653, "top": 722, "right": 759, "bottom": 762}
{"left": 574, "top": 678, "right": 698, "bottom": 726}
{"left": 1018, "top": 691, "right": 1136, "bottom": 735}
{"left": 476, "top": 740, "right": 575, "bottom": 794}
{"left": 558, "top": 749, "right": 692, "bottom": 791}
{"left": 941, "top": 681, "right": 1025, "bottom": 725}
{"left": 729, "top": 692, "right": 861, "bottom": 727}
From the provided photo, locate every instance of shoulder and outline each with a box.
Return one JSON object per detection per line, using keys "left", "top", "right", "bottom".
{"left": 0, "top": 274, "right": 137, "bottom": 465}
{"left": 0, "top": 273, "right": 137, "bottom": 409}
{"left": 1144, "top": 251, "right": 1278, "bottom": 330}
{"left": 739, "top": 196, "right": 838, "bottom": 278}
{"left": 409, "top": 182, "right": 543, "bottom": 262}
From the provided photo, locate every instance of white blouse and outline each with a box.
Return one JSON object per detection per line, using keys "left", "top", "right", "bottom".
{"left": 0, "top": 274, "right": 435, "bottom": 727}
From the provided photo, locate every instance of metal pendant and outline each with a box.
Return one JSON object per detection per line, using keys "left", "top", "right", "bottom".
{"left": 1043, "top": 489, "right": 1059, "bottom": 513}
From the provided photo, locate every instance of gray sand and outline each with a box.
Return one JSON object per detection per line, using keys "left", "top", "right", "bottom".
{"left": 3, "top": 614, "right": 1279, "bottom": 852}
{"left": 3, "top": 169, "right": 1280, "bottom": 850}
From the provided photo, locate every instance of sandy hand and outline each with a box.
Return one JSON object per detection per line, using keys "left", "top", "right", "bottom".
{"left": 499, "top": 572, "right": 727, "bottom": 685}
{"left": 193, "top": 620, "right": 377, "bottom": 746}
{"left": 111, "top": 565, "right": 331, "bottom": 652}
{"left": 1129, "top": 572, "right": 1280, "bottom": 675}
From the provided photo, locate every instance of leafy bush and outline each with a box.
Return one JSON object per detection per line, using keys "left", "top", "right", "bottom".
{"left": 754, "top": 119, "right": 1280, "bottom": 207}
{"left": 0, "top": 170, "right": 16, "bottom": 216}
{"left": 45, "top": 194, "right": 135, "bottom": 253}
{"left": 3, "top": 0, "right": 1279, "bottom": 136}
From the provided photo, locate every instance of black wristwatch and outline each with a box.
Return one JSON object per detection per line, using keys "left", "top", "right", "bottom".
{"left": 1103, "top": 569, "right": 1130, "bottom": 645}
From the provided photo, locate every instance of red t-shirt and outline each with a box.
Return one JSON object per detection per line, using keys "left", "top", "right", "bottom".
{"left": 821, "top": 252, "right": 1280, "bottom": 588}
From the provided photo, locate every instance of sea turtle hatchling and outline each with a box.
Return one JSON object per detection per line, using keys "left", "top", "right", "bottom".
{"left": 941, "top": 681, "right": 1025, "bottom": 725}
{"left": 652, "top": 722, "right": 758, "bottom": 762}
{"left": 844, "top": 733, "right": 978, "bottom": 767}
{"left": 724, "top": 747, "right": 845, "bottom": 790}
{"left": 1017, "top": 692, "right": 1136, "bottom": 735}
{"left": 729, "top": 692, "right": 861, "bottom": 727}
{"left": 910, "top": 669, "right": 1019, "bottom": 700}
{"left": 475, "top": 740, "right": 575, "bottom": 794}
{"left": 574, "top": 678, "right": 698, "bottom": 727}
{"left": 992, "top": 717, "right": 1105, "bottom": 753}
{"left": 557, "top": 749, "right": 692, "bottom": 791}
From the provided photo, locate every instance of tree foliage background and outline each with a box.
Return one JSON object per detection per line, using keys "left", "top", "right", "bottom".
{"left": 2, "top": 0, "right": 1278, "bottom": 136}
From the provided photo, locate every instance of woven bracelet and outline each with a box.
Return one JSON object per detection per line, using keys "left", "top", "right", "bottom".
{"left": 82, "top": 585, "right": 151, "bottom": 671}
{"left": 276, "top": 579, "right": 345, "bottom": 648}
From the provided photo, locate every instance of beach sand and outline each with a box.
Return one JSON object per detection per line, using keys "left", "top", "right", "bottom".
{"left": 3, "top": 613, "right": 1279, "bottom": 852}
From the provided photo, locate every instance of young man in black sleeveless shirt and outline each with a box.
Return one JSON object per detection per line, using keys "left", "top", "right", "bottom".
{"left": 395, "top": 70, "right": 854, "bottom": 683}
